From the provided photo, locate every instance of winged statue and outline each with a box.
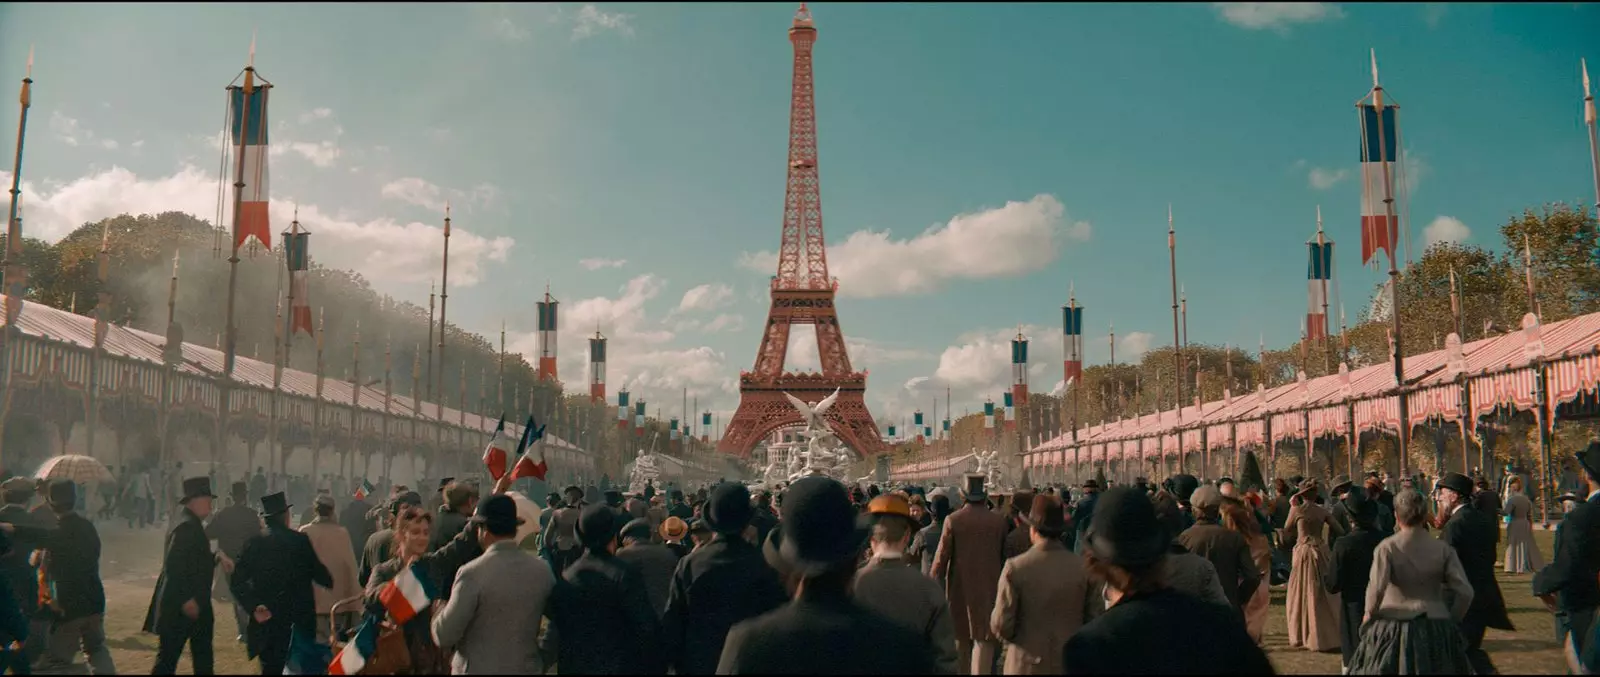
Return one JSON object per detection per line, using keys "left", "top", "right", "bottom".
{"left": 783, "top": 388, "right": 841, "bottom": 432}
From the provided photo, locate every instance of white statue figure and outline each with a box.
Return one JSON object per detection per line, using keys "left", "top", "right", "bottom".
{"left": 629, "top": 450, "right": 661, "bottom": 495}
{"left": 973, "top": 448, "right": 1008, "bottom": 491}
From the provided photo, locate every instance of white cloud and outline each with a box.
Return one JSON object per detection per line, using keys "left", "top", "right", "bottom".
{"left": 130, "top": 140, "right": 145, "bottom": 150}
{"left": 738, "top": 194, "right": 1090, "bottom": 299}
{"left": 678, "top": 283, "right": 735, "bottom": 313}
{"left": 508, "top": 274, "right": 740, "bottom": 419}
{"left": 379, "top": 178, "right": 500, "bottom": 214}
{"left": 1308, "top": 167, "right": 1348, "bottom": 190}
{"left": 49, "top": 111, "right": 117, "bottom": 150}
{"left": 273, "top": 141, "right": 341, "bottom": 168}
{"left": 700, "top": 314, "right": 744, "bottom": 334}
{"left": 1422, "top": 216, "right": 1470, "bottom": 245}
{"left": 298, "top": 108, "right": 334, "bottom": 124}
{"left": 1119, "top": 332, "right": 1155, "bottom": 361}
{"left": 784, "top": 329, "right": 929, "bottom": 376}
{"left": 579, "top": 258, "right": 627, "bottom": 271}
{"left": 571, "top": 4, "right": 635, "bottom": 40}
{"left": 0, "top": 165, "right": 514, "bottom": 289}
{"left": 1212, "top": 2, "right": 1344, "bottom": 31}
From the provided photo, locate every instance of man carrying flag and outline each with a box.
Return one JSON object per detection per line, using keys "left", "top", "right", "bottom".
{"left": 481, "top": 415, "right": 514, "bottom": 481}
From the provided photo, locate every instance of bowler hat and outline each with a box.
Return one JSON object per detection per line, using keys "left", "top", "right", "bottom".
{"left": 1343, "top": 485, "right": 1375, "bottom": 523}
{"left": 1169, "top": 474, "right": 1200, "bottom": 502}
{"left": 1085, "top": 486, "right": 1169, "bottom": 570}
{"left": 1081, "top": 478, "right": 1100, "bottom": 491}
{"left": 704, "top": 483, "right": 753, "bottom": 535}
{"left": 1578, "top": 441, "right": 1600, "bottom": 480}
{"left": 575, "top": 503, "right": 618, "bottom": 549}
{"left": 471, "top": 494, "right": 525, "bottom": 535}
{"left": 688, "top": 517, "right": 712, "bottom": 535}
{"left": 619, "top": 518, "right": 653, "bottom": 543}
{"left": 260, "top": 492, "right": 292, "bottom": 517}
{"left": 865, "top": 494, "right": 914, "bottom": 527}
{"left": 180, "top": 477, "right": 217, "bottom": 504}
{"left": 230, "top": 481, "right": 248, "bottom": 499}
{"left": 1019, "top": 494, "right": 1068, "bottom": 536}
{"left": 928, "top": 494, "right": 952, "bottom": 520}
{"left": 1435, "top": 472, "right": 1474, "bottom": 498}
{"left": 962, "top": 474, "right": 988, "bottom": 502}
{"left": 46, "top": 480, "right": 75, "bottom": 509}
{"left": 779, "top": 477, "right": 869, "bottom": 577}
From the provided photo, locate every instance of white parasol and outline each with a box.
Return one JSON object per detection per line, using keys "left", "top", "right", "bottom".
{"left": 34, "top": 455, "right": 113, "bottom": 485}
{"left": 505, "top": 491, "right": 543, "bottom": 544}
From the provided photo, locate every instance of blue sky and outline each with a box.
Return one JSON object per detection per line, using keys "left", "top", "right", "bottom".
{"left": 0, "top": 2, "right": 1594, "bottom": 433}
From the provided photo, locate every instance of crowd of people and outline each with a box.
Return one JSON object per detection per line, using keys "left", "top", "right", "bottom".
{"left": 0, "top": 440, "right": 1591, "bottom": 674}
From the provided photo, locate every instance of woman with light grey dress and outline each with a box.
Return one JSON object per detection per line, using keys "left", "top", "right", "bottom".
{"left": 1502, "top": 476, "right": 1544, "bottom": 573}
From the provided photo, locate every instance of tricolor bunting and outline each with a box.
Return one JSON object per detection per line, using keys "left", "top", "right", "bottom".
{"left": 229, "top": 85, "right": 272, "bottom": 250}
{"left": 984, "top": 399, "right": 995, "bottom": 429}
{"left": 1358, "top": 103, "right": 1399, "bottom": 265}
{"left": 634, "top": 401, "right": 646, "bottom": 436}
{"left": 482, "top": 414, "right": 513, "bottom": 480}
{"left": 1306, "top": 240, "right": 1334, "bottom": 340}
{"left": 1062, "top": 303, "right": 1083, "bottom": 384}
{"left": 617, "top": 391, "right": 630, "bottom": 429}
{"left": 284, "top": 229, "right": 312, "bottom": 335}
{"left": 377, "top": 563, "right": 436, "bottom": 626}
{"left": 511, "top": 414, "right": 549, "bottom": 480}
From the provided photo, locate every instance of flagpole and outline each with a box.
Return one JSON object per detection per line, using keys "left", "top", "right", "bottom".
{"left": 312, "top": 309, "right": 325, "bottom": 480}
{"left": 1364, "top": 50, "right": 1411, "bottom": 478}
{"left": 1317, "top": 207, "right": 1332, "bottom": 375}
{"left": 0, "top": 48, "right": 35, "bottom": 466}
{"left": 1168, "top": 205, "right": 1184, "bottom": 426}
{"left": 270, "top": 252, "right": 284, "bottom": 478}
{"left": 436, "top": 205, "right": 451, "bottom": 469}
{"left": 86, "top": 223, "right": 109, "bottom": 458}
{"left": 220, "top": 39, "right": 272, "bottom": 469}
{"left": 426, "top": 280, "right": 435, "bottom": 403}
{"left": 1583, "top": 59, "right": 1599, "bottom": 218}
{"left": 157, "top": 250, "right": 181, "bottom": 476}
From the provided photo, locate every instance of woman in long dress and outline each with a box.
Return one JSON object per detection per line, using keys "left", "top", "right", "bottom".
{"left": 1502, "top": 476, "right": 1544, "bottom": 573}
{"left": 1222, "top": 499, "right": 1272, "bottom": 644}
{"left": 1347, "top": 489, "right": 1475, "bottom": 674}
{"left": 1282, "top": 479, "right": 1344, "bottom": 652}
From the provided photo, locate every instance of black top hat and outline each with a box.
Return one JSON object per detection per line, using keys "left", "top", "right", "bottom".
{"left": 230, "top": 481, "right": 248, "bottom": 499}
{"left": 576, "top": 503, "right": 618, "bottom": 550}
{"left": 1578, "top": 441, "right": 1600, "bottom": 480}
{"left": 470, "top": 494, "right": 524, "bottom": 536}
{"left": 1019, "top": 494, "right": 1068, "bottom": 536}
{"left": 1085, "top": 486, "right": 1169, "bottom": 570}
{"left": 259, "top": 492, "right": 292, "bottom": 517}
{"left": 46, "top": 480, "right": 75, "bottom": 509}
{"left": 705, "top": 483, "right": 753, "bottom": 535}
{"left": 1169, "top": 474, "right": 1200, "bottom": 502}
{"left": 962, "top": 474, "right": 988, "bottom": 502}
{"left": 604, "top": 488, "right": 624, "bottom": 507}
{"left": 180, "top": 477, "right": 217, "bottom": 504}
{"left": 779, "top": 477, "right": 869, "bottom": 577}
{"left": 1434, "top": 472, "right": 1474, "bottom": 498}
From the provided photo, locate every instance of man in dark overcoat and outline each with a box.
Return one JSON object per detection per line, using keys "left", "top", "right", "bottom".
{"left": 931, "top": 474, "right": 1008, "bottom": 675}
{"left": 35, "top": 480, "right": 114, "bottom": 674}
{"left": 205, "top": 481, "right": 262, "bottom": 643}
{"left": 144, "top": 477, "right": 232, "bottom": 675}
{"left": 0, "top": 477, "right": 49, "bottom": 668}
{"left": 1436, "top": 471, "right": 1513, "bottom": 675}
{"left": 230, "top": 492, "right": 332, "bottom": 675}
{"left": 1540, "top": 443, "right": 1600, "bottom": 672}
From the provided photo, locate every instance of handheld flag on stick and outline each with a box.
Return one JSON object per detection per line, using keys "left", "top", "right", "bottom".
{"left": 328, "top": 616, "right": 380, "bottom": 675}
{"left": 377, "top": 563, "right": 436, "bottom": 626}
{"left": 511, "top": 415, "right": 549, "bottom": 481}
{"left": 482, "top": 414, "right": 513, "bottom": 480}
{"left": 353, "top": 479, "right": 375, "bottom": 501}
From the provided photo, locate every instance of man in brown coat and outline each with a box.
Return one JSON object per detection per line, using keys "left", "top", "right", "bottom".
{"left": 932, "top": 474, "right": 1008, "bottom": 675}
{"left": 1177, "top": 485, "right": 1260, "bottom": 613}
{"left": 991, "top": 494, "right": 1093, "bottom": 675}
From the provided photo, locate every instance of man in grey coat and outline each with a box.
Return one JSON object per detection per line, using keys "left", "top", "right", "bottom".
{"left": 432, "top": 494, "right": 556, "bottom": 675}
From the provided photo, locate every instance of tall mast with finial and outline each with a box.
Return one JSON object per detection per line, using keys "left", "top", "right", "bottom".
{"left": 435, "top": 205, "right": 451, "bottom": 453}
{"left": 348, "top": 320, "right": 361, "bottom": 479}
{"left": 1309, "top": 206, "right": 1334, "bottom": 375}
{"left": 0, "top": 47, "right": 35, "bottom": 466}
{"left": 1583, "top": 59, "right": 1599, "bottom": 218}
{"left": 498, "top": 321, "right": 506, "bottom": 411}
{"left": 86, "top": 221, "right": 111, "bottom": 457}
{"left": 1359, "top": 49, "right": 1411, "bottom": 475}
{"left": 219, "top": 34, "right": 275, "bottom": 466}
{"left": 269, "top": 259, "right": 285, "bottom": 477}
{"left": 1063, "top": 283, "right": 1083, "bottom": 476}
{"left": 311, "top": 308, "right": 325, "bottom": 479}
{"left": 1167, "top": 204, "right": 1184, "bottom": 420}
{"left": 426, "top": 280, "right": 435, "bottom": 403}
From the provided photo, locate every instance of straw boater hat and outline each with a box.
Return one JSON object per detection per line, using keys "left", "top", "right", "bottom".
{"left": 660, "top": 516, "right": 689, "bottom": 541}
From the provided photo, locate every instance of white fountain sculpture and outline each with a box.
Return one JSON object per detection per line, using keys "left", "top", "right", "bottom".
{"left": 973, "top": 447, "right": 1011, "bottom": 493}
{"left": 779, "top": 389, "right": 855, "bottom": 483}
{"left": 628, "top": 450, "right": 661, "bottom": 495}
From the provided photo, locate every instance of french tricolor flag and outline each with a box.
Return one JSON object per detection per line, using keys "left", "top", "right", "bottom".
{"left": 511, "top": 414, "right": 549, "bottom": 481}
{"left": 327, "top": 617, "right": 380, "bottom": 675}
{"left": 1358, "top": 102, "right": 1398, "bottom": 266}
{"left": 378, "top": 563, "right": 436, "bottom": 626}
{"left": 1306, "top": 239, "right": 1333, "bottom": 340}
{"left": 482, "top": 415, "right": 514, "bottom": 480}
{"left": 229, "top": 80, "right": 272, "bottom": 251}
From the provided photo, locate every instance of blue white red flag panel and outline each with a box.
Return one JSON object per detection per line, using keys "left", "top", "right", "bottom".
{"left": 1306, "top": 241, "right": 1333, "bottom": 340}
{"left": 1358, "top": 104, "right": 1399, "bottom": 265}
{"left": 284, "top": 232, "right": 312, "bottom": 336}
{"left": 228, "top": 87, "right": 272, "bottom": 250}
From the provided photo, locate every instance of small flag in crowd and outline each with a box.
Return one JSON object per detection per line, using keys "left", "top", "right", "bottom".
{"left": 378, "top": 563, "right": 436, "bottom": 626}
{"left": 327, "top": 616, "right": 380, "bottom": 675}
{"left": 353, "top": 479, "right": 375, "bottom": 501}
{"left": 511, "top": 414, "right": 549, "bottom": 481}
{"left": 482, "top": 414, "right": 514, "bottom": 480}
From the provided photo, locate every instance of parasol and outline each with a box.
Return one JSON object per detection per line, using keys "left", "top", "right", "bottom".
{"left": 34, "top": 455, "right": 113, "bottom": 485}
{"left": 505, "top": 491, "right": 543, "bottom": 544}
